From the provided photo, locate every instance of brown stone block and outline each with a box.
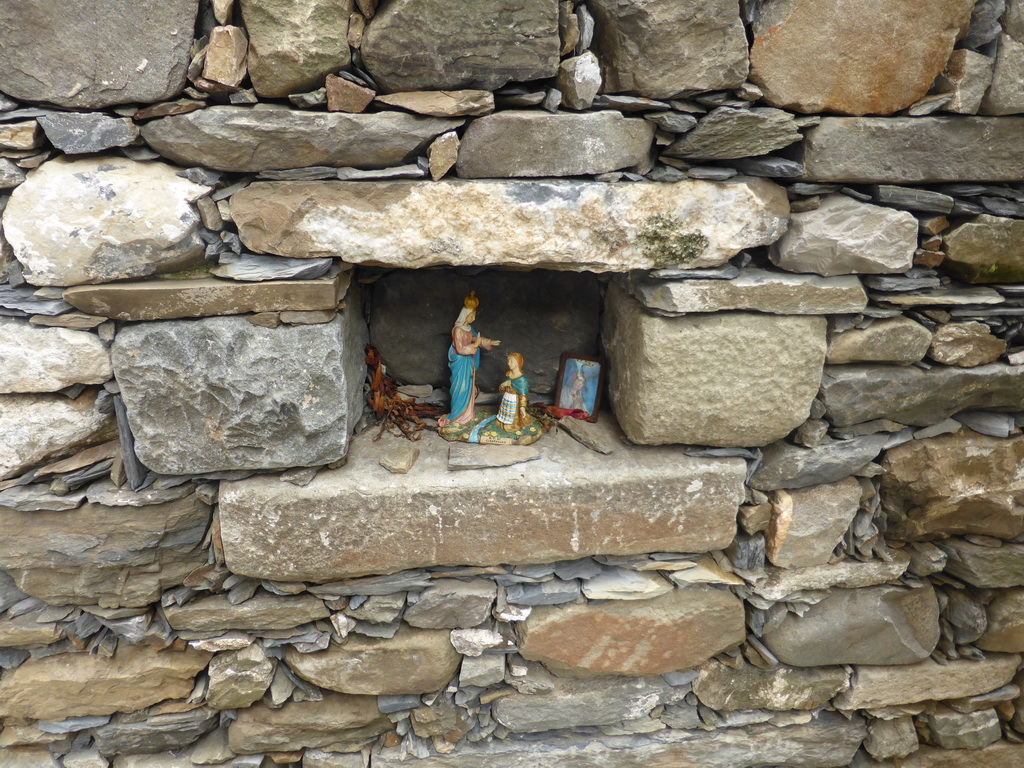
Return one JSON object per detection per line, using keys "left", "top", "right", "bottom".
{"left": 0, "top": 645, "right": 212, "bottom": 720}
{"left": 518, "top": 586, "right": 745, "bottom": 677}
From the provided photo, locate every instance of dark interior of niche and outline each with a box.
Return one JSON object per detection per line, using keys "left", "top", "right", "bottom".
{"left": 362, "top": 266, "right": 605, "bottom": 396}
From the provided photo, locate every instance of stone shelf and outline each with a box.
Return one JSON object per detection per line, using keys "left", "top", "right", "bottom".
{"left": 218, "top": 420, "right": 747, "bottom": 582}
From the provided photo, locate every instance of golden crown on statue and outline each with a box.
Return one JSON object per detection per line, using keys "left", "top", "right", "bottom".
{"left": 463, "top": 290, "right": 480, "bottom": 310}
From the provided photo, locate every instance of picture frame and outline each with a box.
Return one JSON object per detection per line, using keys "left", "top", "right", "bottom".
{"left": 554, "top": 352, "right": 606, "bottom": 423}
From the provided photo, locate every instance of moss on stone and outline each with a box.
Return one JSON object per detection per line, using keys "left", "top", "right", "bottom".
{"left": 637, "top": 214, "right": 709, "bottom": 267}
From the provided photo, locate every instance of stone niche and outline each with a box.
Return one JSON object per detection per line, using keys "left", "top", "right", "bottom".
{"left": 369, "top": 268, "right": 601, "bottom": 394}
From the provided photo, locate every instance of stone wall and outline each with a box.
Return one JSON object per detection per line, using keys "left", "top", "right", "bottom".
{"left": 1, "top": 1, "right": 1024, "bottom": 767}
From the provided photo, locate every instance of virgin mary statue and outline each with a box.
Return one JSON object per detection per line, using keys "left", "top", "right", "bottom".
{"left": 438, "top": 291, "right": 500, "bottom": 428}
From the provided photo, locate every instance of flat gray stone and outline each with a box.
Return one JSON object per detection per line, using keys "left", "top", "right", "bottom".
{"left": 505, "top": 579, "right": 582, "bottom": 606}
{"left": 373, "top": 713, "right": 866, "bottom": 768}
{"left": 749, "top": 434, "right": 890, "bottom": 491}
{"left": 141, "top": 106, "right": 463, "bottom": 172}
{"left": 218, "top": 426, "right": 746, "bottom": 582}
{"left": 164, "top": 593, "right": 329, "bottom": 631}
{"left": 3, "top": 156, "right": 209, "bottom": 287}
{"left": 762, "top": 584, "right": 940, "bottom": 667}
{"left": 939, "top": 539, "right": 1024, "bottom": 587}
{"left": 924, "top": 706, "right": 1001, "bottom": 750}
{"left": 403, "top": 580, "right": 495, "bottom": 629}
{"left": 800, "top": 117, "right": 1024, "bottom": 183}
{"left": 494, "top": 676, "right": 683, "bottom": 732}
{"left": 588, "top": 0, "right": 748, "bottom": 98}
{"left": 693, "top": 660, "right": 849, "bottom": 711}
{"left": 628, "top": 269, "right": 867, "bottom": 315}
{"left": 558, "top": 417, "right": 617, "bottom": 454}
{"left": 0, "top": 0, "right": 196, "bottom": 108}
{"left": 819, "top": 362, "right": 1024, "bottom": 427}
{"left": 231, "top": 178, "right": 789, "bottom": 272}
{"left": 362, "top": 0, "right": 559, "bottom": 92}
{"left": 664, "top": 108, "right": 801, "bottom": 160}
{"left": 747, "top": 552, "right": 911, "bottom": 602}
{"left": 834, "top": 654, "right": 1021, "bottom": 709}
{"left": 211, "top": 254, "right": 334, "bottom": 282}
{"left": 37, "top": 114, "right": 139, "bottom": 154}
{"left": 0, "top": 485, "right": 87, "bottom": 512}
{"left": 111, "top": 309, "right": 367, "bottom": 475}
{"left": 448, "top": 445, "right": 540, "bottom": 471}
{"left": 826, "top": 317, "right": 933, "bottom": 364}
{"left": 0, "top": 494, "right": 209, "bottom": 607}
{"left": 604, "top": 284, "right": 826, "bottom": 447}
{"left": 770, "top": 194, "right": 918, "bottom": 276}
{"left": 92, "top": 708, "right": 217, "bottom": 756}
{"left": 456, "top": 111, "right": 653, "bottom": 178}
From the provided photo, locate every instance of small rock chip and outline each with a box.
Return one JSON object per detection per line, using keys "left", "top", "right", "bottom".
{"left": 447, "top": 444, "right": 540, "bottom": 471}
{"left": 379, "top": 444, "right": 420, "bottom": 474}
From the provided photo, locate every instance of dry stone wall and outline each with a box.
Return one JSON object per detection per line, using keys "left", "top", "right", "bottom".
{"left": 1, "top": 1, "right": 1024, "bottom": 767}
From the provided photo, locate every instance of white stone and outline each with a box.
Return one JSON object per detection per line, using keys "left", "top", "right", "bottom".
{"left": 770, "top": 194, "right": 918, "bottom": 276}
{"left": 3, "top": 157, "right": 210, "bottom": 286}
{"left": 0, "top": 318, "right": 111, "bottom": 393}
{"left": 603, "top": 283, "right": 826, "bottom": 447}
{"left": 581, "top": 568, "right": 674, "bottom": 600}
{"left": 826, "top": 316, "right": 933, "bottom": 364}
{"left": 231, "top": 178, "right": 790, "bottom": 272}
{"left": 0, "top": 391, "right": 115, "bottom": 480}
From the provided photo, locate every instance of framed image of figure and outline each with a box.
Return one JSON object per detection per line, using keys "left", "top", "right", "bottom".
{"left": 554, "top": 353, "right": 606, "bottom": 423}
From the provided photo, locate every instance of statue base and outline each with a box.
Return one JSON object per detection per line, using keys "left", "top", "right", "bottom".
{"left": 437, "top": 408, "right": 543, "bottom": 446}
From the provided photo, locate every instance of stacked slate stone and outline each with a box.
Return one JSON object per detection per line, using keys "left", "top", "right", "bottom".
{"left": 2, "top": 1, "right": 1024, "bottom": 767}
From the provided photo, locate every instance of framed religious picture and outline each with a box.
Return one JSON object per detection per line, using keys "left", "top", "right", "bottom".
{"left": 554, "top": 353, "right": 606, "bottom": 423}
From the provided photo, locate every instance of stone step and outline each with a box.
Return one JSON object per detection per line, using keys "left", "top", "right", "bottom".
{"left": 218, "top": 422, "right": 747, "bottom": 583}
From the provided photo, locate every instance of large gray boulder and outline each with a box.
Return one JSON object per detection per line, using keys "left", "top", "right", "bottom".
{"left": 762, "top": 584, "right": 940, "bottom": 666}
{"left": 240, "top": 0, "right": 352, "bottom": 98}
{"left": 368, "top": 269, "right": 599, "bottom": 394}
{"left": 111, "top": 304, "right": 367, "bottom": 475}
{"left": 3, "top": 157, "right": 209, "bottom": 287}
{"left": 588, "top": 0, "right": 748, "bottom": 98}
{"left": 800, "top": 117, "right": 1024, "bottom": 182}
{"left": 140, "top": 106, "right": 463, "bottom": 173}
{"left": 603, "top": 283, "right": 826, "bottom": 447}
{"left": 362, "top": 0, "right": 560, "bottom": 92}
{"left": 0, "top": 0, "right": 197, "bottom": 108}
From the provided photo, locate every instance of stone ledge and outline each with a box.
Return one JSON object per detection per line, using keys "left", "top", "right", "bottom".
{"left": 230, "top": 178, "right": 789, "bottom": 272}
{"left": 63, "top": 272, "right": 349, "bottom": 321}
{"left": 218, "top": 423, "right": 747, "bottom": 582}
